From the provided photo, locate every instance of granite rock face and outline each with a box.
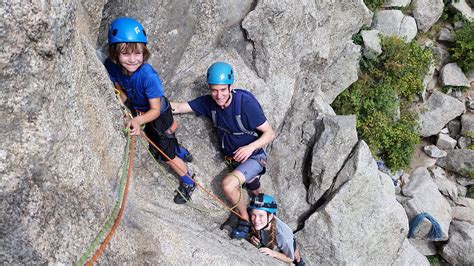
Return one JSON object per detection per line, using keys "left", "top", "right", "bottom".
{"left": 3, "top": 0, "right": 432, "bottom": 264}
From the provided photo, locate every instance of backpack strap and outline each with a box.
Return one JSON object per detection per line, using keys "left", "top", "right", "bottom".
{"left": 210, "top": 89, "right": 260, "bottom": 149}
{"left": 232, "top": 89, "right": 259, "bottom": 137}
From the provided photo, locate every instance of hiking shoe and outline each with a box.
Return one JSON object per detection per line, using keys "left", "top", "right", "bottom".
{"left": 176, "top": 145, "right": 193, "bottom": 163}
{"left": 173, "top": 182, "right": 196, "bottom": 204}
{"left": 230, "top": 219, "right": 251, "bottom": 240}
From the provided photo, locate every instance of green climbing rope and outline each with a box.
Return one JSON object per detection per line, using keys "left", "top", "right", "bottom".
{"left": 76, "top": 129, "right": 131, "bottom": 265}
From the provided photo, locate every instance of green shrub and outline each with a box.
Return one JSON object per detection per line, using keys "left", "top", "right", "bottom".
{"left": 364, "top": 0, "right": 385, "bottom": 11}
{"left": 442, "top": 85, "right": 470, "bottom": 93}
{"left": 464, "top": 131, "right": 474, "bottom": 150}
{"left": 467, "top": 186, "right": 474, "bottom": 199}
{"left": 451, "top": 20, "right": 474, "bottom": 72}
{"left": 427, "top": 254, "right": 446, "bottom": 266}
{"left": 332, "top": 36, "right": 433, "bottom": 170}
{"left": 460, "top": 168, "right": 474, "bottom": 179}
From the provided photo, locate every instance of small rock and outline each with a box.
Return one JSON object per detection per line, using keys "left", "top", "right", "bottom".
{"left": 447, "top": 119, "right": 462, "bottom": 138}
{"left": 457, "top": 136, "right": 472, "bottom": 149}
{"left": 437, "top": 28, "right": 455, "bottom": 42}
{"left": 383, "top": 0, "right": 412, "bottom": 8}
{"left": 437, "top": 133, "right": 457, "bottom": 150}
{"left": 466, "top": 100, "right": 474, "bottom": 111}
{"left": 440, "top": 63, "right": 470, "bottom": 88}
{"left": 453, "top": 207, "right": 474, "bottom": 223}
{"left": 440, "top": 127, "right": 449, "bottom": 134}
{"left": 361, "top": 30, "right": 382, "bottom": 60}
{"left": 423, "top": 144, "right": 447, "bottom": 158}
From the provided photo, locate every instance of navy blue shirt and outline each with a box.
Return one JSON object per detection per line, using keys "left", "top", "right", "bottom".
{"left": 104, "top": 58, "right": 168, "bottom": 112}
{"left": 188, "top": 89, "right": 267, "bottom": 156}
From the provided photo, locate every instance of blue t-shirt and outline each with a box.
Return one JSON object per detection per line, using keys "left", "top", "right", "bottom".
{"left": 188, "top": 89, "right": 267, "bottom": 156}
{"left": 104, "top": 58, "right": 167, "bottom": 112}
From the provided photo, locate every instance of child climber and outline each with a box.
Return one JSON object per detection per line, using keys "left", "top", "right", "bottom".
{"left": 104, "top": 17, "right": 194, "bottom": 204}
{"left": 248, "top": 193, "right": 305, "bottom": 265}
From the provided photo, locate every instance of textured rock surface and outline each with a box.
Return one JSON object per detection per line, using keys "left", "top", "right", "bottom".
{"left": 373, "top": 10, "right": 417, "bottom": 42}
{"left": 436, "top": 149, "right": 474, "bottom": 177}
{"left": 361, "top": 29, "right": 382, "bottom": 59}
{"left": 307, "top": 115, "right": 359, "bottom": 204}
{"left": 440, "top": 63, "right": 471, "bottom": 87}
{"left": 418, "top": 92, "right": 465, "bottom": 137}
{"left": 3, "top": 0, "right": 444, "bottom": 264}
{"left": 393, "top": 239, "right": 430, "bottom": 265}
{"left": 400, "top": 167, "right": 452, "bottom": 240}
{"left": 412, "top": 0, "right": 444, "bottom": 32}
{"left": 298, "top": 141, "right": 420, "bottom": 264}
{"left": 441, "top": 221, "right": 474, "bottom": 265}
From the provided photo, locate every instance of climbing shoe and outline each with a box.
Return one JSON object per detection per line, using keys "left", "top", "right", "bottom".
{"left": 230, "top": 219, "right": 251, "bottom": 240}
{"left": 173, "top": 182, "right": 196, "bottom": 204}
{"left": 175, "top": 145, "right": 193, "bottom": 163}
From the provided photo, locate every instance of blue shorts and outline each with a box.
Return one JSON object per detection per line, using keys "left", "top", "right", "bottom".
{"left": 235, "top": 152, "right": 267, "bottom": 183}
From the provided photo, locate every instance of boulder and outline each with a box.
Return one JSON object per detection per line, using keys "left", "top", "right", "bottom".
{"left": 449, "top": 0, "right": 474, "bottom": 21}
{"left": 429, "top": 166, "right": 459, "bottom": 200}
{"left": 423, "top": 144, "right": 447, "bottom": 158}
{"left": 461, "top": 113, "right": 474, "bottom": 135}
{"left": 307, "top": 115, "right": 358, "bottom": 204}
{"left": 408, "top": 239, "right": 438, "bottom": 256}
{"left": 454, "top": 196, "right": 474, "bottom": 208}
{"left": 436, "top": 133, "right": 457, "bottom": 150}
{"left": 361, "top": 30, "right": 382, "bottom": 59}
{"left": 436, "top": 149, "right": 474, "bottom": 177}
{"left": 372, "top": 10, "right": 417, "bottom": 42}
{"left": 393, "top": 239, "right": 430, "bottom": 265}
{"left": 430, "top": 43, "right": 452, "bottom": 70}
{"left": 299, "top": 141, "right": 413, "bottom": 264}
{"left": 440, "top": 63, "right": 470, "bottom": 88}
{"left": 401, "top": 167, "right": 452, "bottom": 240}
{"left": 441, "top": 221, "right": 474, "bottom": 265}
{"left": 452, "top": 206, "right": 474, "bottom": 223}
{"left": 412, "top": 0, "right": 444, "bottom": 32}
{"left": 457, "top": 136, "right": 472, "bottom": 149}
{"left": 447, "top": 119, "right": 462, "bottom": 138}
{"left": 437, "top": 28, "right": 455, "bottom": 42}
{"left": 418, "top": 92, "right": 465, "bottom": 137}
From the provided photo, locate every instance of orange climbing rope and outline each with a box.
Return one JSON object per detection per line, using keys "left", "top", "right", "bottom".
{"left": 86, "top": 135, "right": 135, "bottom": 266}
{"left": 141, "top": 133, "right": 248, "bottom": 222}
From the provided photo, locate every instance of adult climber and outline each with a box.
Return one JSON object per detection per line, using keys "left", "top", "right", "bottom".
{"left": 171, "top": 61, "right": 275, "bottom": 239}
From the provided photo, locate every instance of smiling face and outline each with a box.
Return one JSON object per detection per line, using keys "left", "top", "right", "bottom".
{"left": 209, "top": 84, "right": 232, "bottom": 108}
{"left": 250, "top": 208, "right": 273, "bottom": 231}
{"left": 118, "top": 46, "right": 144, "bottom": 75}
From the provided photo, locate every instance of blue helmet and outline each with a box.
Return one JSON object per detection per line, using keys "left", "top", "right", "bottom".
{"left": 108, "top": 17, "right": 147, "bottom": 45}
{"left": 207, "top": 62, "right": 234, "bottom": 85}
{"left": 248, "top": 193, "right": 277, "bottom": 214}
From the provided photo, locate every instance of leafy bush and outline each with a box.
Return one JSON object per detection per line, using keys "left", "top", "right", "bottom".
{"left": 467, "top": 186, "right": 474, "bottom": 199}
{"left": 363, "top": 0, "right": 385, "bottom": 11}
{"left": 451, "top": 20, "right": 474, "bottom": 72}
{"left": 460, "top": 168, "right": 474, "bottom": 179}
{"left": 332, "top": 36, "right": 433, "bottom": 170}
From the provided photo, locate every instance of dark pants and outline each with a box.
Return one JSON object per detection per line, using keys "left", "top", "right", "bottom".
{"left": 143, "top": 102, "right": 178, "bottom": 162}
